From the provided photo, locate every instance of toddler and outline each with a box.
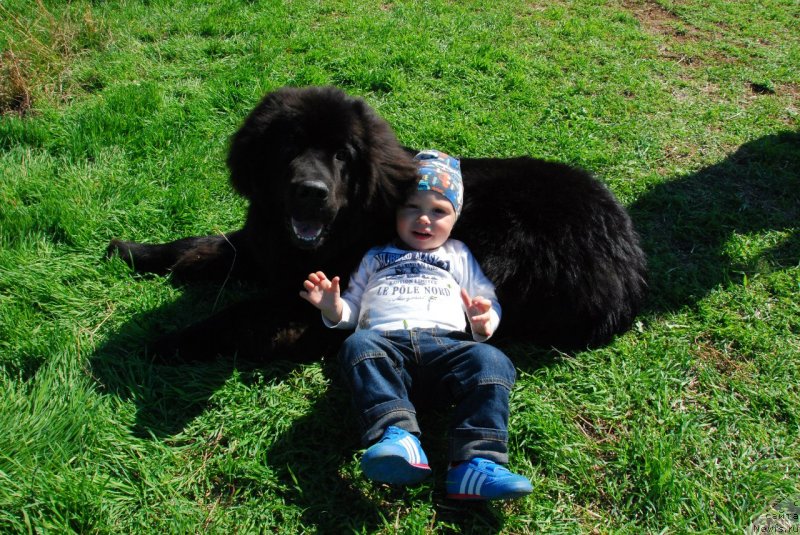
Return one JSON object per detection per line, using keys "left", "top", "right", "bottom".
{"left": 300, "top": 150, "right": 531, "bottom": 500}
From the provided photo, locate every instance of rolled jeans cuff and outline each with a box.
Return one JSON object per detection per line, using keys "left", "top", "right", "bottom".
{"left": 360, "top": 399, "right": 419, "bottom": 446}
{"left": 450, "top": 427, "right": 509, "bottom": 464}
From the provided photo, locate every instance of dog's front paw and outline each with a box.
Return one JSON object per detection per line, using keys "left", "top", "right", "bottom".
{"left": 106, "top": 239, "right": 134, "bottom": 261}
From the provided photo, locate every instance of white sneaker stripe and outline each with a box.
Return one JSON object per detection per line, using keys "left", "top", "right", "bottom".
{"left": 459, "top": 468, "right": 470, "bottom": 495}
{"left": 474, "top": 473, "right": 488, "bottom": 496}
{"left": 469, "top": 469, "right": 482, "bottom": 496}
{"left": 462, "top": 467, "right": 478, "bottom": 495}
{"left": 399, "top": 437, "right": 413, "bottom": 463}
{"left": 400, "top": 436, "right": 418, "bottom": 464}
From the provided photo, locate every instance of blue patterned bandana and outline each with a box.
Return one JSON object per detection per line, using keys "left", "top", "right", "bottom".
{"left": 413, "top": 150, "right": 464, "bottom": 217}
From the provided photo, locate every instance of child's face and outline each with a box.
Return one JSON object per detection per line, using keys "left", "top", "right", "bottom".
{"left": 396, "top": 190, "right": 456, "bottom": 251}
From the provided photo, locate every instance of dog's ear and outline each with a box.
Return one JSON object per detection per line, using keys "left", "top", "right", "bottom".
{"left": 227, "top": 129, "right": 257, "bottom": 200}
{"left": 227, "top": 89, "right": 293, "bottom": 200}
{"left": 355, "top": 102, "right": 417, "bottom": 212}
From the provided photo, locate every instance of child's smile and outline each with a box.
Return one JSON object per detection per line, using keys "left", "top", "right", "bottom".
{"left": 396, "top": 190, "right": 456, "bottom": 251}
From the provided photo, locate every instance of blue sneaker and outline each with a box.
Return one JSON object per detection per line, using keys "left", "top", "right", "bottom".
{"left": 446, "top": 458, "right": 532, "bottom": 500}
{"left": 360, "top": 426, "right": 432, "bottom": 485}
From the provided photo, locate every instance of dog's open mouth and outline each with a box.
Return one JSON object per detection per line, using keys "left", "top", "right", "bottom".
{"left": 290, "top": 217, "right": 328, "bottom": 247}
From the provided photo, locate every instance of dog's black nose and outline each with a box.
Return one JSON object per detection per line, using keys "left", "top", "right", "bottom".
{"left": 295, "top": 180, "right": 329, "bottom": 201}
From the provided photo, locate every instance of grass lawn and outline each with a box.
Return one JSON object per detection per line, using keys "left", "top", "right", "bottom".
{"left": 1, "top": 0, "right": 798, "bottom": 532}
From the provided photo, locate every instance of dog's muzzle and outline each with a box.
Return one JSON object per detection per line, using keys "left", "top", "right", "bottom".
{"left": 288, "top": 180, "right": 332, "bottom": 248}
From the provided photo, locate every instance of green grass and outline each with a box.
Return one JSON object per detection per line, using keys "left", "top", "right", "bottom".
{"left": 1, "top": 0, "right": 798, "bottom": 532}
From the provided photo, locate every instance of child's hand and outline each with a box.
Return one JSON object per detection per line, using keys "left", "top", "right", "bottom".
{"left": 300, "top": 271, "right": 343, "bottom": 324}
{"left": 461, "top": 288, "right": 493, "bottom": 338}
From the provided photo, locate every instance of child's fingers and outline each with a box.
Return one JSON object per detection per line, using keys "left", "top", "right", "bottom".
{"left": 303, "top": 279, "right": 317, "bottom": 291}
{"left": 462, "top": 290, "right": 493, "bottom": 317}
{"left": 469, "top": 313, "right": 493, "bottom": 337}
{"left": 330, "top": 276, "right": 341, "bottom": 294}
{"left": 308, "top": 271, "right": 328, "bottom": 283}
{"left": 470, "top": 311, "right": 491, "bottom": 323}
{"left": 470, "top": 297, "right": 491, "bottom": 313}
{"left": 460, "top": 288, "right": 472, "bottom": 308}
{"left": 309, "top": 273, "right": 332, "bottom": 291}
{"left": 472, "top": 295, "right": 489, "bottom": 307}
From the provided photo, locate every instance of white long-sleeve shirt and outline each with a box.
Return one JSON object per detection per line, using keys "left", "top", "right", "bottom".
{"left": 323, "top": 239, "right": 501, "bottom": 341}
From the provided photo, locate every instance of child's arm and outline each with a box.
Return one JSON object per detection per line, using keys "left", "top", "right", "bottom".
{"left": 460, "top": 288, "right": 495, "bottom": 338}
{"left": 299, "top": 271, "right": 343, "bottom": 324}
{"left": 454, "top": 241, "right": 501, "bottom": 341}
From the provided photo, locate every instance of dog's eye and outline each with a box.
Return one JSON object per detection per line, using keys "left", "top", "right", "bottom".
{"left": 334, "top": 149, "right": 349, "bottom": 162}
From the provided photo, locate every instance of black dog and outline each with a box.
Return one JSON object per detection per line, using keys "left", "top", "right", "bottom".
{"left": 108, "top": 86, "right": 646, "bottom": 361}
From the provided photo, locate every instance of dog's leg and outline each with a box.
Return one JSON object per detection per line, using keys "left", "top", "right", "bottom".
{"left": 107, "top": 230, "right": 251, "bottom": 281}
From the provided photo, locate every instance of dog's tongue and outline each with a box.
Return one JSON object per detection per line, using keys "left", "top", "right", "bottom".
{"left": 291, "top": 218, "right": 324, "bottom": 241}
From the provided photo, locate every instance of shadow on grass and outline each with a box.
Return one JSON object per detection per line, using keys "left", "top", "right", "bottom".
{"left": 91, "top": 282, "right": 261, "bottom": 437}
{"left": 630, "top": 130, "right": 799, "bottom": 314}
{"left": 89, "top": 130, "right": 799, "bottom": 530}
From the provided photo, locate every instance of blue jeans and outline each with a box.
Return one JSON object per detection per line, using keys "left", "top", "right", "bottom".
{"left": 338, "top": 328, "right": 516, "bottom": 463}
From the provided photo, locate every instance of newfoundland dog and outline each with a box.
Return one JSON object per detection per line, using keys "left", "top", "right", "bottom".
{"left": 108, "top": 86, "right": 646, "bottom": 361}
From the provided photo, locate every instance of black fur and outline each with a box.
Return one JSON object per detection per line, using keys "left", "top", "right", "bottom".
{"left": 107, "top": 86, "right": 646, "bottom": 360}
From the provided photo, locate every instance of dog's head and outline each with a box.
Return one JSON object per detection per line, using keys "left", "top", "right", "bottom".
{"left": 227, "top": 86, "right": 416, "bottom": 250}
